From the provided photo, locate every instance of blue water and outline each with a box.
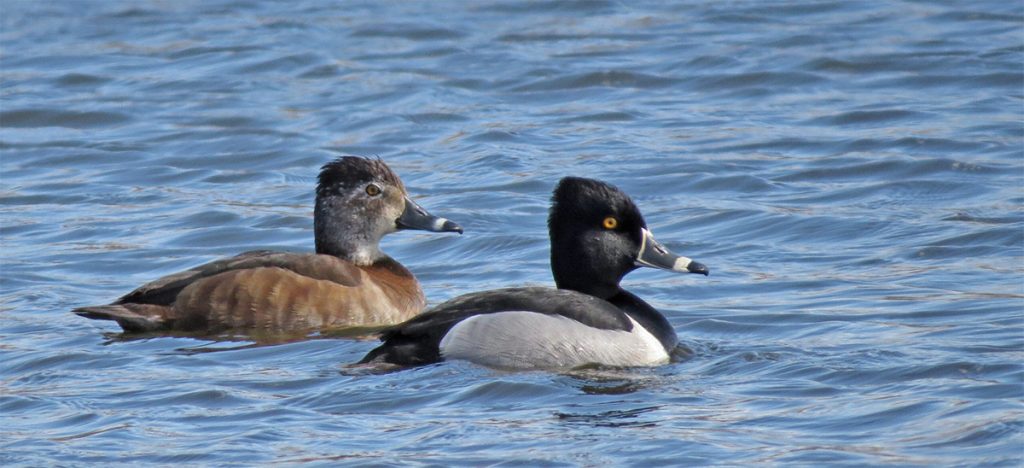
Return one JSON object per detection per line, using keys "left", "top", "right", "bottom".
{"left": 2, "top": 0, "right": 1022, "bottom": 465}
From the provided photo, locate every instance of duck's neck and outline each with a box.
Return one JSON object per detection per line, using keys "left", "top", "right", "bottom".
{"left": 607, "top": 289, "right": 678, "bottom": 352}
{"left": 550, "top": 247, "right": 626, "bottom": 300}
{"left": 314, "top": 235, "right": 382, "bottom": 265}
{"left": 553, "top": 276, "right": 622, "bottom": 300}
{"left": 314, "top": 201, "right": 383, "bottom": 265}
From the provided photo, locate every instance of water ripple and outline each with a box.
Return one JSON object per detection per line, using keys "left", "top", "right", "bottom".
{"left": 0, "top": 109, "right": 132, "bottom": 128}
{"left": 511, "top": 70, "right": 679, "bottom": 92}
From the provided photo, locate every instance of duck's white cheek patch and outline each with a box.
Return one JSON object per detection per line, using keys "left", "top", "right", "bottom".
{"left": 438, "top": 312, "right": 669, "bottom": 370}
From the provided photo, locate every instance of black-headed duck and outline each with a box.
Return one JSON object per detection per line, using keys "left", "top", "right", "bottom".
{"left": 359, "top": 176, "right": 707, "bottom": 370}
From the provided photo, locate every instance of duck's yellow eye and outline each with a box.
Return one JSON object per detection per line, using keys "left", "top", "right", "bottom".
{"left": 602, "top": 216, "right": 618, "bottom": 230}
{"left": 365, "top": 184, "right": 381, "bottom": 196}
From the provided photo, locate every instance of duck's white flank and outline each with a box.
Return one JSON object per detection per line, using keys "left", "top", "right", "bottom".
{"left": 438, "top": 311, "right": 669, "bottom": 370}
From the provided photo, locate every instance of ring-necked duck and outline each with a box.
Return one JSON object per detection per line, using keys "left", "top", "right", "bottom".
{"left": 358, "top": 176, "right": 708, "bottom": 370}
{"left": 74, "top": 156, "right": 462, "bottom": 335}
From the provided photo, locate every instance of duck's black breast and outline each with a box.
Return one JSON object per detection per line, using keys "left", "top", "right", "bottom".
{"left": 360, "top": 287, "right": 633, "bottom": 366}
{"left": 607, "top": 290, "right": 679, "bottom": 352}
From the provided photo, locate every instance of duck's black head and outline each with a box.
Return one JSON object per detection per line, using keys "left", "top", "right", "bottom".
{"left": 314, "top": 156, "right": 461, "bottom": 263}
{"left": 548, "top": 177, "right": 707, "bottom": 299}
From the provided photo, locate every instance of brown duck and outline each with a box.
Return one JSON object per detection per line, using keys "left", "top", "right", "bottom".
{"left": 74, "top": 156, "right": 462, "bottom": 335}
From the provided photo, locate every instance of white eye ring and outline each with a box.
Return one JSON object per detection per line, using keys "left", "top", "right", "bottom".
{"left": 365, "top": 184, "right": 382, "bottom": 196}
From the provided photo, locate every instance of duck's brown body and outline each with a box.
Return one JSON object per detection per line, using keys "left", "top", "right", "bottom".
{"left": 73, "top": 156, "right": 461, "bottom": 336}
{"left": 74, "top": 250, "right": 425, "bottom": 333}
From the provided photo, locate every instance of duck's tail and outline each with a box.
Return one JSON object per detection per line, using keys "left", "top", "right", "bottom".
{"left": 73, "top": 304, "right": 170, "bottom": 333}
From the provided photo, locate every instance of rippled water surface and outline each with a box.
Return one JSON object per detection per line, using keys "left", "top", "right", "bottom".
{"left": 2, "top": 1, "right": 1022, "bottom": 465}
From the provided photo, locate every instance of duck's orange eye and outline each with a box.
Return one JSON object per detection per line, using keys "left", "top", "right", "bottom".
{"left": 602, "top": 216, "right": 618, "bottom": 230}
{"left": 365, "top": 184, "right": 381, "bottom": 196}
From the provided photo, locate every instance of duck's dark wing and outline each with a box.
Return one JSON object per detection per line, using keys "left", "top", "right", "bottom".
{"left": 359, "top": 287, "right": 631, "bottom": 367}
{"left": 114, "top": 250, "right": 361, "bottom": 306}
